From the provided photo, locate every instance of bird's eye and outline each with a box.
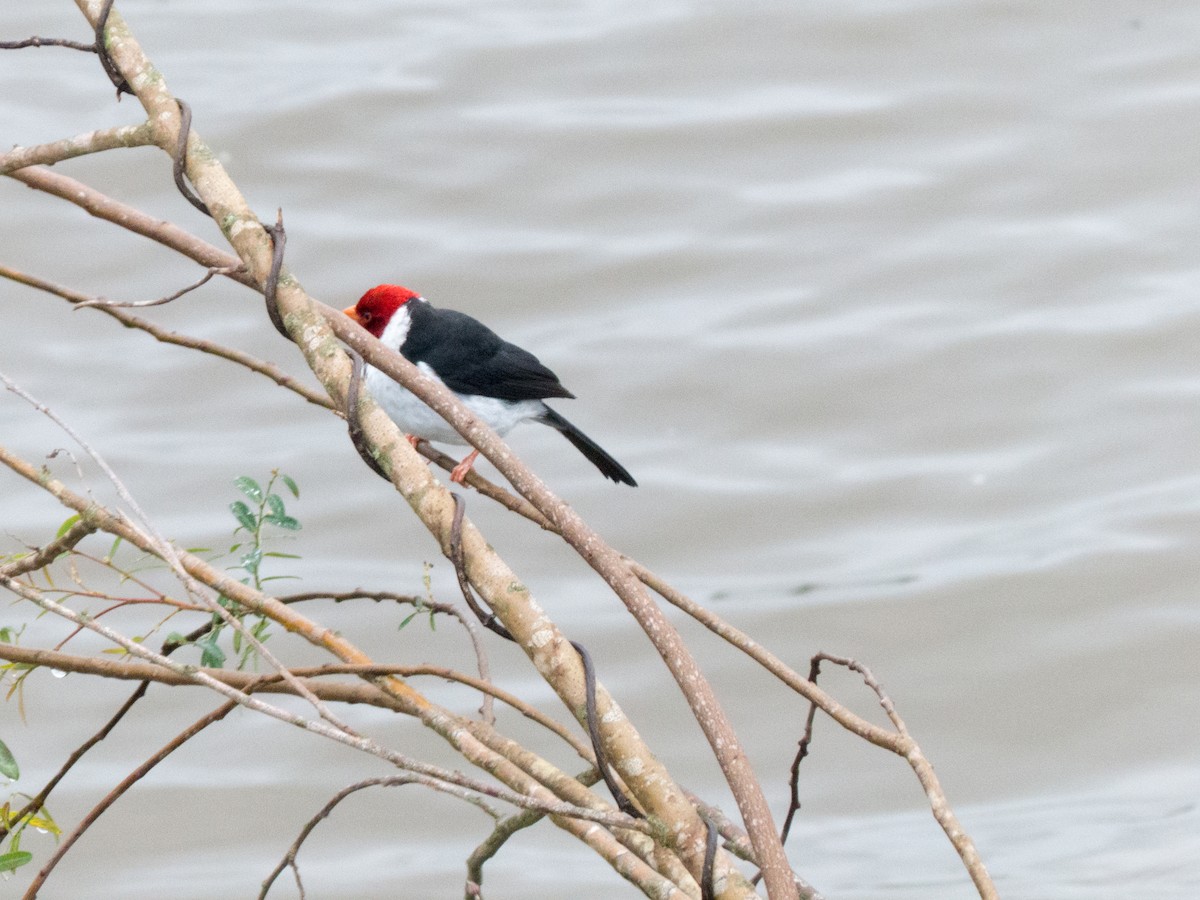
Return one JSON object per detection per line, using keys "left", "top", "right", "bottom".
{"left": 361, "top": 311, "right": 372, "bottom": 322}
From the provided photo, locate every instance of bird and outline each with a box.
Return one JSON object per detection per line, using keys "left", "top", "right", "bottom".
{"left": 343, "top": 284, "right": 636, "bottom": 486}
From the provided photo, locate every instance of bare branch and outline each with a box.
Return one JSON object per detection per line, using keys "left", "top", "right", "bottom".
{"left": 0, "top": 643, "right": 591, "bottom": 759}
{"left": 0, "top": 676, "right": 149, "bottom": 844}
{"left": 0, "top": 264, "right": 336, "bottom": 412}
{"left": 22, "top": 701, "right": 238, "bottom": 897}
{"left": 804, "top": 655, "right": 997, "bottom": 900}
{"left": 2, "top": 570, "right": 647, "bottom": 835}
{"left": 278, "top": 587, "right": 496, "bottom": 722}
{"left": 464, "top": 766, "right": 606, "bottom": 892}
{"left": 0, "top": 519, "right": 97, "bottom": 579}
{"left": 633, "top": 566, "right": 996, "bottom": 897}
{"left": 0, "top": 36, "right": 97, "bottom": 52}
{"left": 259, "top": 776, "right": 501, "bottom": 900}
{"left": 5, "top": 167, "right": 257, "bottom": 287}
{"left": 0, "top": 121, "right": 155, "bottom": 175}
{"left": 630, "top": 561, "right": 904, "bottom": 753}
{"left": 74, "top": 264, "right": 243, "bottom": 309}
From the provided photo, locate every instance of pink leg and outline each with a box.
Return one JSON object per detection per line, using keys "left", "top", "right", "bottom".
{"left": 450, "top": 449, "right": 480, "bottom": 484}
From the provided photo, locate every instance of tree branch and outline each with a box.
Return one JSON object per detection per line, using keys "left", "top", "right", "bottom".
{"left": 22, "top": 700, "right": 239, "bottom": 898}
{"left": 0, "top": 121, "right": 155, "bottom": 175}
{"left": 5, "top": 166, "right": 258, "bottom": 288}
{"left": 0, "top": 264, "right": 336, "bottom": 412}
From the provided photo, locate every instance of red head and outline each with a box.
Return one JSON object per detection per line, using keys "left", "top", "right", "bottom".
{"left": 343, "top": 284, "right": 420, "bottom": 338}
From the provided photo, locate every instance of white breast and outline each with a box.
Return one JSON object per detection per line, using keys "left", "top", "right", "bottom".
{"left": 364, "top": 360, "right": 545, "bottom": 445}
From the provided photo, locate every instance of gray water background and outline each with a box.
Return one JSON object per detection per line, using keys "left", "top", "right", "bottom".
{"left": 2, "top": 1, "right": 1199, "bottom": 897}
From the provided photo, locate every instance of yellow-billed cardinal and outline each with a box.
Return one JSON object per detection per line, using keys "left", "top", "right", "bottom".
{"left": 344, "top": 284, "right": 636, "bottom": 486}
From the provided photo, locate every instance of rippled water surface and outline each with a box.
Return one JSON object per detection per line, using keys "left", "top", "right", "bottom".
{"left": 3, "top": 1, "right": 1200, "bottom": 897}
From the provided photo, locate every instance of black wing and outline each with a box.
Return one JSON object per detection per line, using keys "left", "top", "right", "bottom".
{"left": 403, "top": 301, "right": 575, "bottom": 401}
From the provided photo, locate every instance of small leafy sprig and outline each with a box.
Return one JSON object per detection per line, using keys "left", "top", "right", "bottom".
{"left": 170, "top": 471, "right": 301, "bottom": 670}
{"left": 0, "top": 736, "right": 61, "bottom": 877}
{"left": 228, "top": 472, "right": 301, "bottom": 590}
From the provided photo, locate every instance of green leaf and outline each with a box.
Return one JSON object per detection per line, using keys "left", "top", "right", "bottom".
{"left": 229, "top": 501, "right": 256, "bottom": 532}
{"left": 0, "top": 851, "right": 33, "bottom": 874}
{"left": 266, "top": 493, "right": 286, "bottom": 519}
{"left": 262, "top": 552, "right": 302, "bottom": 560}
{"left": 240, "top": 548, "right": 262, "bottom": 576}
{"left": 55, "top": 514, "right": 81, "bottom": 538}
{"left": 281, "top": 474, "right": 300, "bottom": 499}
{"left": 398, "top": 611, "right": 418, "bottom": 630}
{"left": 0, "top": 738, "right": 19, "bottom": 780}
{"left": 234, "top": 476, "right": 262, "bottom": 502}
{"left": 196, "top": 635, "right": 226, "bottom": 669}
{"left": 273, "top": 516, "right": 301, "bottom": 532}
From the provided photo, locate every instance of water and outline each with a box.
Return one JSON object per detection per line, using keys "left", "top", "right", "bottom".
{"left": 3, "top": 1, "right": 1199, "bottom": 897}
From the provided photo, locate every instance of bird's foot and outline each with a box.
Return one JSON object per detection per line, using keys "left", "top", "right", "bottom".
{"left": 450, "top": 449, "right": 481, "bottom": 484}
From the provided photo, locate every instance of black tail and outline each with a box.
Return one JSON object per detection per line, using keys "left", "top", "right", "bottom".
{"left": 538, "top": 407, "right": 637, "bottom": 486}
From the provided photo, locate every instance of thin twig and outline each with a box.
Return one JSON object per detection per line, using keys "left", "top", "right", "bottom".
{"left": 779, "top": 655, "right": 825, "bottom": 852}
{"left": 464, "top": 764, "right": 605, "bottom": 892}
{"left": 74, "top": 265, "right": 242, "bottom": 308}
{"left": 634, "top": 564, "right": 992, "bottom": 898}
{"left": 0, "top": 264, "right": 335, "bottom": 411}
{"left": 0, "top": 680, "right": 148, "bottom": 844}
{"left": 802, "top": 653, "right": 997, "bottom": 900}
{"left": 0, "top": 519, "right": 97, "bottom": 579}
{"left": 259, "top": 776, "right": 501, "bottom": 899}
{"left": 0, "top": 36, "right": 97, "bottom": 51}
{"left": 22, "top": 700, "right": 238, "bottom": 898}
{"left": 631, "top": 561, "right": 905, "bottom": 752}
{"left": 276, "top": 589, "right": 422, "bottom": 604}
{"left": 276, "top": 587, "right": 496, "bottom": 723}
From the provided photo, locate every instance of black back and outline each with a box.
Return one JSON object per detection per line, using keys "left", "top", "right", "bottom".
{"left": 402, "top": 300, "right": 575, "bottom": 402}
